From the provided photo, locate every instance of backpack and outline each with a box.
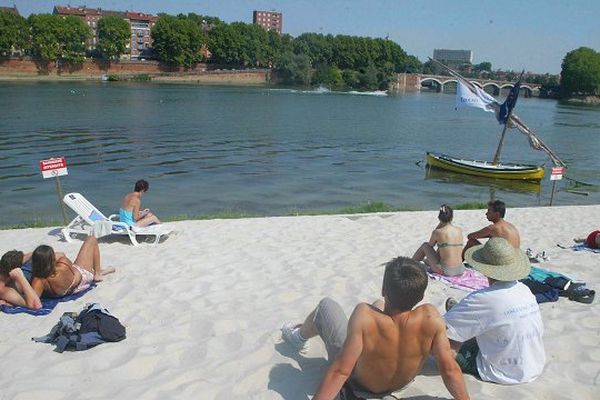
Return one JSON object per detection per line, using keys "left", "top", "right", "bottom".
{"left": 33, "top": 303, "right": 126, "bottom": 352}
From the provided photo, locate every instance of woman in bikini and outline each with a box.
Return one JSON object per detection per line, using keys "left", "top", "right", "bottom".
{"left": 412, "top": 204, "right": 465, "bottom": 277}
{"left": 31, "top": 237, "right": 115, "bottom": 298}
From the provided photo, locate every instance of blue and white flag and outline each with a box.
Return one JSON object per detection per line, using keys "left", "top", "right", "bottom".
{"left": 456, "top": 81, "right": 496, "bottom": 112}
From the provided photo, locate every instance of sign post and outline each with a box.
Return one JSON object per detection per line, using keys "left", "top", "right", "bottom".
{"left": 40, "top": 157, "right": 69, "bottom": 224}
{"left": 549, "top": 166, "right": 565, "bottom": 206}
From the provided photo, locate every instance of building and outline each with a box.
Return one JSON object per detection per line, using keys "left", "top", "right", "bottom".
{"left": 127, "top": 12, "right": 159, "bottom": 60}
{"left": 253, "top": 10, "right": 282, "bottom": 35}
{"left": 0, "top": 5, "right": 19, "bottom": 15}
{"left": 433, "top": 49, "right": 473, "bottom": 64}
{"left": 53, "top": 5, "right": 158, "bottom": 59}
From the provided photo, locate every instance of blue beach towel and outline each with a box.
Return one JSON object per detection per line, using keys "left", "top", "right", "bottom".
{"left": 569, "top": 243, "right": 600, "bottom": 254}
{"left": 528, "top": 266, "right": 568, "bottom": 282}
{"left": 0, "top": 285, "right": 95, "bottom": 316}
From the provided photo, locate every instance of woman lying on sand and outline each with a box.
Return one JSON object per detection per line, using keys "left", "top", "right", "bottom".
{"left": 412, "top": 204, "right": 465, "bottom": 277}
{"left": 31, "top": 236, "right": 115, "bottom": 298}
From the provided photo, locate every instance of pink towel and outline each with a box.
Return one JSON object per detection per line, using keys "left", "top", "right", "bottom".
{"left": 428, "top": 268, "right": 489, "bottom": 292}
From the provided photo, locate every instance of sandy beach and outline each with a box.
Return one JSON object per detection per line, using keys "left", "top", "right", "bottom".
{"left": 1, "top": 205, "right": 598, "bottom": 399}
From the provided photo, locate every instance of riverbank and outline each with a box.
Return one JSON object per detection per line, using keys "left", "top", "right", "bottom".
{"left": 1, "top": 205, "right": 598, "bottom": 398}
{"left": 0, "top": 57, "right": 272, "bottom": 85}
{"left": 565, "top": 95, "right": 600, "bottom": 105}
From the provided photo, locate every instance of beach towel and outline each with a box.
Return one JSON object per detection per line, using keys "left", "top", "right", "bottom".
{"left": 0, "top": 285, "right": 95, "bottom": 316}
{"left": 427, "top": 267, "right": 489, "bottom": 292}
{"left": 557, "top": 243, "right": 600, "bottom": 254}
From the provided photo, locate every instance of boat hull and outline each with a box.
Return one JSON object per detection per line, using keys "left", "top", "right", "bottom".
{"left": 426, "top": 152, "right": 545, "bottom": 181}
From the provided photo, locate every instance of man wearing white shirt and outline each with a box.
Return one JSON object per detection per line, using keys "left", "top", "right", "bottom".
{"left": 444, "top": 237, "right": 545, "bottom": 384}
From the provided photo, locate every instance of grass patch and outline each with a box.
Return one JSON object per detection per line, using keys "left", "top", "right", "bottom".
{"left": 287, "top": 201, "right": 416, "bottom": 216}
{"left": 132, "top": 74, "right": 151, "bottom": 82}
{"left": 167, "top": 209, "right": 256, "bottom": 221}
{"left": 2, "top": 218, "right": 63, "bottom": 230}
{"left": 453, "top": 202, "right": 487, "bottom": 210}
{"left": 1, "top": 201, "right": 453, "bottom": 230}
{"left": 338, "top": 201, "right": 414, "bottom": 214}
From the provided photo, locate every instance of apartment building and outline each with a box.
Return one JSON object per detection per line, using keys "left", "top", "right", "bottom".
{"left": 53, "top": 5, "right": 158, "bottom": 59}
{"left": 252, "top": 10, "right": 282, "bottom": 35}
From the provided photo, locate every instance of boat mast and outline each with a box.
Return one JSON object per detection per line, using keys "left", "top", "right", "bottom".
{"left": 492, "top": 113, "right": 511, "bottom": 164}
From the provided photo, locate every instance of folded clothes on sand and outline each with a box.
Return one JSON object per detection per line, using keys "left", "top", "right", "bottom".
{"left": 0, "top": 285, "right": 95, "bottom": 316}
{"left": 427, "top": 266, "right": 489, "bottom": 292}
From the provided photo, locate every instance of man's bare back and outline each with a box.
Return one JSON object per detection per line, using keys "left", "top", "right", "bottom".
{"left": 487, "top": 219, "right": 520, "bottom": 248}
{"left": 353, "top": 303, "right": 449, "bottom": 393}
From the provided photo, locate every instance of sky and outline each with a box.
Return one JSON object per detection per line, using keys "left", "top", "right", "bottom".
{"left": 4, "top": 0, "right": 599, "bottom": 74}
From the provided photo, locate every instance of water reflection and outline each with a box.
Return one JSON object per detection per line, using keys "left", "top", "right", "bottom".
{"left": 425, "top": 166, "right": 542, "bottom": 194}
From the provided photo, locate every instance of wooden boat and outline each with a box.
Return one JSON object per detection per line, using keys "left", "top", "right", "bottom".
{"left": 426, "top": 152, "right": 545, "bottom": 181}
{"left": 425, "top": 59, "right": 565, "bottom": 183}
{"left": 424, "top": 166, "right": 542, "bottom": 193}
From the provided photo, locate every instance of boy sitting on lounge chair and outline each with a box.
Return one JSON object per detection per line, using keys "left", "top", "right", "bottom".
{"left": 120, "top": 179, "right": 161, "bottom": 227}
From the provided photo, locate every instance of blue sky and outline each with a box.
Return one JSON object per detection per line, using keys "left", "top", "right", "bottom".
{"left": 6, "top": 0, "right": 599, "bottom": 74}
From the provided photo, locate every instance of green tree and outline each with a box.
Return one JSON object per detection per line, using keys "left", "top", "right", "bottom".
{"left": 312, "top": 64, "right": 343, "bottom": 88}
{"left": 151, "top": 15, "right": 203, "bottom": 67}
{"left": 0, "top": 10, "right": 28, "bottom": 55}
{"left": 560, "top": 47, "right": 600, "bottom": 97}
{"left": 29, "top": 14, "right": 90, "bottom": 64}
{"left": 277, "top": 51, "right": 312, "bottom": 86}
{"left": 473, "top": 61, "right": 492, "bottom": 73}
{"left": 97, "top": 16, "right": 131, "bottom": 60}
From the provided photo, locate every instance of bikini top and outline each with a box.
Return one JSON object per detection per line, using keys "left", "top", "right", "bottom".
{"left": 46, "top": 259, "right": 80, "bottom": 297}
{"left": 438, "top": 242, "right": 463, "bottom": 248}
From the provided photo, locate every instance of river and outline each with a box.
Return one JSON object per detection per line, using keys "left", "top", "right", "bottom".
{"left": 0, "top": 82, "right": 598, "bottom": 227}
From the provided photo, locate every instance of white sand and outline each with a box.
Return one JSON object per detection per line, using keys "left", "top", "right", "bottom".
{"left": 1, "top": 205, "right": 599, "bottom": 399}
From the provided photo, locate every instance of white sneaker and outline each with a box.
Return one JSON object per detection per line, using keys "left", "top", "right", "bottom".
{"left": 281, "top": 322, "right": 308, "bottom": 352}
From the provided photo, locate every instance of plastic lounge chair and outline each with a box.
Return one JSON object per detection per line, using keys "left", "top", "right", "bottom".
{"left": 61, "top": 192, "right": 172, "bottom": 246}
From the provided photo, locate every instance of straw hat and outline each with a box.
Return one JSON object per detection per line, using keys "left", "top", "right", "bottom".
{"left": 464, "top": 237, "right": 530, "bottom": 281}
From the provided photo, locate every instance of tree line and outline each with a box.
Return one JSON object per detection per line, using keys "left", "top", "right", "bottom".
{"left": 1, "top": 10, "right": 599, "bottom": 95}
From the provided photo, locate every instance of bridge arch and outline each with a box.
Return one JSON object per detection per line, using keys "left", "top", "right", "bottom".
{"left": 418, "top": 76, "right": 537, "bottom": 97}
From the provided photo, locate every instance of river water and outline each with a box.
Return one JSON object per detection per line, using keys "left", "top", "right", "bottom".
{"left": 0, "top": 82, "right": 598, "bottom": 227}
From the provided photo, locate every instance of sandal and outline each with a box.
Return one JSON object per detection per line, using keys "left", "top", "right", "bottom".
{"left": 567, "top": 287, "right": 595, "bottom": 304}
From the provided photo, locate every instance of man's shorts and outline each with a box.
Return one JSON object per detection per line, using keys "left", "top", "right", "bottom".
{"left": 456, "top": 338, "right": 480, "bottom": 378}
{"left": 313, "top": 297, "right": 348, "bottom": 361}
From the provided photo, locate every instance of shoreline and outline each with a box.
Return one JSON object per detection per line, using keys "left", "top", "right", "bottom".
{"left": 0, "top": 204, "right": 599, "bottom": 398}
{"left": 0, "top": 200, "right": 488, "bottom": 230}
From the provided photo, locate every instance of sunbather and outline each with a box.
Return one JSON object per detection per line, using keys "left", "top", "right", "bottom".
{"left": 412, "top": 204, "right": 464, "bottom": 276}
{"left": 462, "top": 200, "right": 520, "bottom": 259}
{"left": 0, "top": 250, "right": 42, "bottom": 309}
{"left": 574, "top": 230, "right": 600, "bottom": 249}
{"left": 31, "top": 237, "right": 115, "bottom": 298}
{"left": 281, "top": 257, "right": 470, "bottom": 400}
{"left": 119, "top": 179, "right": 161, "bottom": 227}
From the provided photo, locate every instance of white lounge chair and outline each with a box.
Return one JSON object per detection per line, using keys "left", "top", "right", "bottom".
{"left": 61, "top": 192, "right": 172, "bottom": 246}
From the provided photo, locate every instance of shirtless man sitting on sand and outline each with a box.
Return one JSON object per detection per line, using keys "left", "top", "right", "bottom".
{"left": 281, "top": 257, "right": 470, "bottom": 400}
{"left": 462, "top": 200, "right": 520, "bottom": 259}
{"left": 0, "top": 250, "right": 42, "bottom": 309}
{"left": 31, "top": 236, "right": 115, "bottom": 298}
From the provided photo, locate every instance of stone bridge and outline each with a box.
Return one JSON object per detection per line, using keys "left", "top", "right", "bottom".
{"left": 392, "top": 73, "right": 541, "bottom": 96}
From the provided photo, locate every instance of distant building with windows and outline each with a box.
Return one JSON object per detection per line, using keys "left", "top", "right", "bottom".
{"left": 53, "top": 5, "right": 158, "bottom": 59}
{"left": 0, "top": 5, "right": 20, "bottom": 15}
{"left": 127, "top": 11, "right": 159, "bottom": 59}
{"left": 433, "top": 49, "right": 473, "bottom": 64}
{"left": 253, "top": 10, "right": 282, "bottom": 35}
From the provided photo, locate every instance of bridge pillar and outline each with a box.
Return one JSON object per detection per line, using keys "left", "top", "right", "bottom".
{"left": 391, "top": 73, "right": 421, "bottom": 92}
